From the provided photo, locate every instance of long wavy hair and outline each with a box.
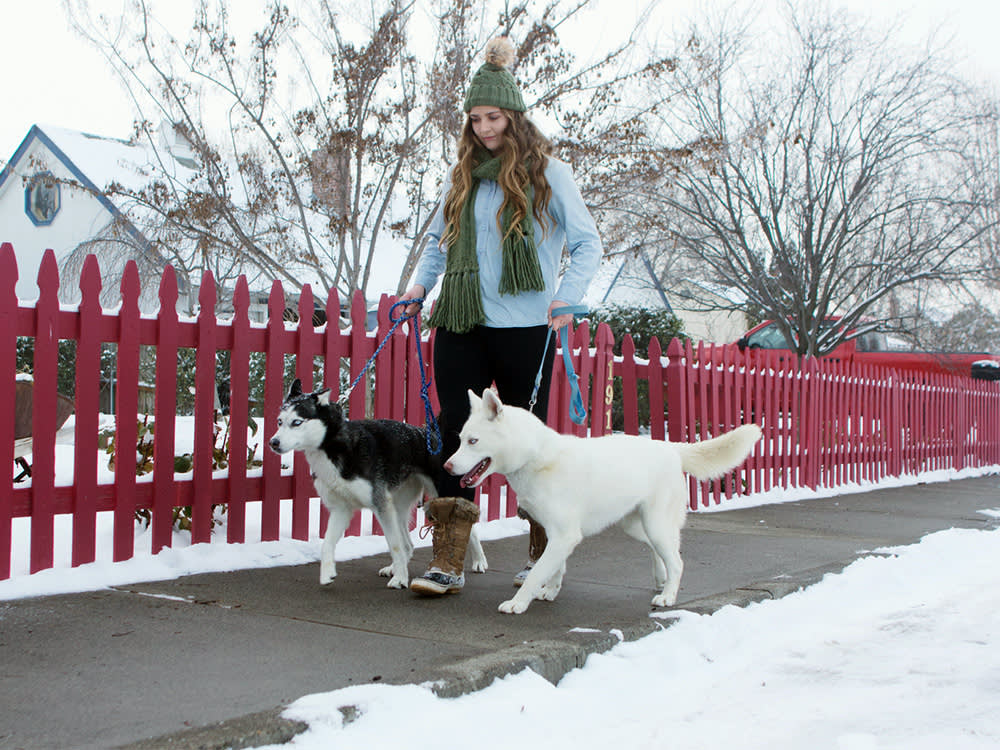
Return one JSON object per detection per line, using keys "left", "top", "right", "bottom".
{"left": 442, "top": 109, "right": 554, "bottom": 248}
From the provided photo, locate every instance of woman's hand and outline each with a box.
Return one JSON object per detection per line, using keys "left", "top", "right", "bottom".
{"left": 400, "top": 285, "right": 426, "bottom": 317}
{"left": 548, "top": 299, "right": 573, "bottom": 331}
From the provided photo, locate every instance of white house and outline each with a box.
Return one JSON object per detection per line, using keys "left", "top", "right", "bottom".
{"left": 586, "top": 250, "right": 749, "bottom": 344}
{"left": 0, "top": 123, "right": 203, "bottom": 311}
{"left": 0, "top": 123, "right": 412, "bottom": 328}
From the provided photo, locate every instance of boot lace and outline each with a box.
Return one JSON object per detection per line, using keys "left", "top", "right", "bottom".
{"left": 418, "top": 518, "right": 439, "bottom": 540}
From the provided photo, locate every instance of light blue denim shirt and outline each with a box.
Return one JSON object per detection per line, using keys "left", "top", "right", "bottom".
{"left": 413, "top": 156, "right": 603, "bottom": 328}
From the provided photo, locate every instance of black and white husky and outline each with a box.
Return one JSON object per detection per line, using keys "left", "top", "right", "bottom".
{"left": 268, "top": 379, "right": 487, "bottom": 589}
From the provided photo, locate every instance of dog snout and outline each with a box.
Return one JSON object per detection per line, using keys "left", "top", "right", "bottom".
{"left": 443, "top": 459, "right": 454, "bottom": 475}
{"left": 268, "top": 437, "right": 281, "bottom": 453}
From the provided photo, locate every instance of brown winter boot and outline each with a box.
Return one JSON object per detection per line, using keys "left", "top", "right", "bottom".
{"left": 513, "top": 510, "right": 548, "bottom": 587}
{"left": 409, "top": 497, "right": 481, "bottom": 596}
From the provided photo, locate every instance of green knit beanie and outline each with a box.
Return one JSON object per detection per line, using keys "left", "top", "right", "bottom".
{"left": 463, "top": 37, "right": 526, "bottom": 112}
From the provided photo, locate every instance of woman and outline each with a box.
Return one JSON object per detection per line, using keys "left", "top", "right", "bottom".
{"left": 401, "top": 36, "right": 602, "bottom": 596}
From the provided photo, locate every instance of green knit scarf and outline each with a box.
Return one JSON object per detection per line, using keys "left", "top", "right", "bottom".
{"left": 427, "top": 150, "right": 545, "bottom": 334}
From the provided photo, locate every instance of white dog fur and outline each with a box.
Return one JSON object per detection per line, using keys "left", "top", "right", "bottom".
{"left": 445, "top": 388, "right": 761, "bottom": 614}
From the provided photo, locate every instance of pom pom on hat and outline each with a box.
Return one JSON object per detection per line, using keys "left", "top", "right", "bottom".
{"left": 483, "top": 36, "right": 516, "bottom": 69}
{"left": 463, "top": 36, "right": 526, "bottom": 113}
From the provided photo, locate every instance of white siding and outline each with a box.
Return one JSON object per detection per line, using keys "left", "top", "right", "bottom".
{"left": 0, "top": 139, "right": 114, "bottom": 302}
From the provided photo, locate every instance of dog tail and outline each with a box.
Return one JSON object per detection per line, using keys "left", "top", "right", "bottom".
{"left": 675, "top": 424, "right": 762, "bottom": 481}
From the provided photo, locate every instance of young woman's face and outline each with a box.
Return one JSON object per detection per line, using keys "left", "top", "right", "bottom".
{"left": 469, "top": 105, "right": 509, "bottom": 152}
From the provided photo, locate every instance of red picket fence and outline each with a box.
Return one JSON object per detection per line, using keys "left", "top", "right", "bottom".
{"left": 3, "top": 241, "right": 1000, "bottom": 580}
{"left": 654, "top": 339, "right": 1000, "bottom": 507}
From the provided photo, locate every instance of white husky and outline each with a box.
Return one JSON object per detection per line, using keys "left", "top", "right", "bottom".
{"left": 446, "top": 389, "right": 762, "bottom": 614}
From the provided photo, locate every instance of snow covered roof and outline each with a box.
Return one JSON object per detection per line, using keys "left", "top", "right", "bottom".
{"left": 585, "top": 251, "right": 748, "bottom": 314}
{"left": 584, "top": 255, "right": 673, "bottom": 311}
{"left": 0, "top": 122, "right": 199, "bottom": 255}
{"left": 1, "top": 123, "right": 198, "bottom": 204}
{"left": 1, "top": 123, "right": 426, "bottom": 305}
{"left": 682, "top": 278, "right": 747, "bottom": 306}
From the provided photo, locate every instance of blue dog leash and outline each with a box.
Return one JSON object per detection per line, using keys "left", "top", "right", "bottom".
{"left": 340, "top": 298, "right": 442, "bottom": 455}
{"left": 528, "top": 305, "right": 588, "bottom": 426}
{"left": 406, "top": 302, "right": 443, "bottom": 456}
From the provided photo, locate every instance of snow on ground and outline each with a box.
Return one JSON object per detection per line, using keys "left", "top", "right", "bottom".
{"left": 262, "top": 521, "right": 1000, "bottom": 750}
{"left": 3, "top": 454, "right": 999, "bottom": 748}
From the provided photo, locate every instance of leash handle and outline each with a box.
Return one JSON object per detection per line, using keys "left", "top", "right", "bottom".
{"left": 389, "top": 297, "right": 421, "bottom": 324}
{"left": 528, "top": 305, "right": 588, "bottom": 426}
{"left": 549, "top": 304, "right": 589, "bottom": 323}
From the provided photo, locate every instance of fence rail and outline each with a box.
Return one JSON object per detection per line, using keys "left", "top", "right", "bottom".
{"left": 3, "top": 242, "right": 999, "bottom": 580}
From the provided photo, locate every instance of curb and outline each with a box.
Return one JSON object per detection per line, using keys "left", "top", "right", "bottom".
{"left": 419, "top": 623, "right": 660, "bottom": 700}
{"left": 677, "top": 562, "right": 847, "bottom": 615}
{"left": 120, "top": 563, "right": 850, "bottom": 748}
{"left": 115, "top": 709, "right": 307, "bottom": 750}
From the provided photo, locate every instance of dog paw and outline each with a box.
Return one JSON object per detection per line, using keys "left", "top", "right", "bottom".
{"left": 386, "top": 576, "right": 408, "bottom": 589}
{"left": 498, "top": 598, "right": 529, "bottom": 614}
{"left": 320, "top": 557, "right": 337, "bottom": 584}
{"left": 378, "top": 565, "right": 393, "bottom": 578}
{"left": 651, "top": 593, "right": 676, "bottom": 608}
{"left": 470, "top": 560, "right": 488, "bottom": 574}
{"left": 537, "top": 585, "right": 561, "bottom": 601}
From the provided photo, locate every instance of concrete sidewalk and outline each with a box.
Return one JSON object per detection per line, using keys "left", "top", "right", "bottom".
{"left": 2, "top": 476, "right": 998, "bottom": 750}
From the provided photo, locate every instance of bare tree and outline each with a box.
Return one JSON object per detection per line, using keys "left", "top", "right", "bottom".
{"left": 63, "top": 0, "right": 670, "bottom": 306}
{"left": 965, "top": 99, "right": 1000, "bottom": 291}
{"left": 625, "top": 4, "right": 999, "bottom": 355}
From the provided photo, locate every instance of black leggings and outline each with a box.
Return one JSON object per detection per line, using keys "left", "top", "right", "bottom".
{"left": 433, "top": 325, "right": 556, "bottom": 499}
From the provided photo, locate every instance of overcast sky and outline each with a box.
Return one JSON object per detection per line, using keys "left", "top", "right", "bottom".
{"left": 3, "top": 0, "right": 1000, "bottom": 160}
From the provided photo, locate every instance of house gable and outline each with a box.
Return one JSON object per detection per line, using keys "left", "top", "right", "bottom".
{"left": 0, "top": 125, "right": 153, "bottom": 302}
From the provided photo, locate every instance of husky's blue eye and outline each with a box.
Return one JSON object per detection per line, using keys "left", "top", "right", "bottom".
{"left": 291, "top": 419, "right": 303, "bottom": 427}
{"left": 468, "top": 437, "right": 478, "bottom": 445}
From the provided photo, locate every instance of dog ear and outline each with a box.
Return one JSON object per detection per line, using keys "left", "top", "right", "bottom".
{"left": 482, "top": 388, "right": 503, "bottom": 420}
{"left": 315, "top": 388, "right": 332, "bottom": 406}
{"left": 287, "top": 378, "right": 303, "bottom": 400}
{"left": 467, "top": 389, "right": 481, "bottom": 410}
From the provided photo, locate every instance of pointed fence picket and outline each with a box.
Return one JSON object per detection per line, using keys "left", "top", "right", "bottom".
{"left": 0, "top": 248, "right": 15, "bottom": 578}
{"left": 2, "top": 241, "right": 999, "bottom": 579}
{"left": 153, "top": 265, "right": 179, "bottom": 553}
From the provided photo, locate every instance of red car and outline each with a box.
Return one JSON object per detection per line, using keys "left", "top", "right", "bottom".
{"left": 736, "top": 318, "right": 1000, "bottom": 380}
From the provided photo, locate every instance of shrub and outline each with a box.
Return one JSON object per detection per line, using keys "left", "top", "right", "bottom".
{"left": 99, "top": 411, "right": 263, "bottom": 533}
{"left": 586, "top": 306, "right": 688, "bottom": 432}
{"left": 588, "top": 305, "right": 686, "bottom": 356}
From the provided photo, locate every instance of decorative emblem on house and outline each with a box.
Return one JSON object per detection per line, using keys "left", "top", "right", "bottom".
{"left": 24, "top": 171, "right": 60, "bottom": 226}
